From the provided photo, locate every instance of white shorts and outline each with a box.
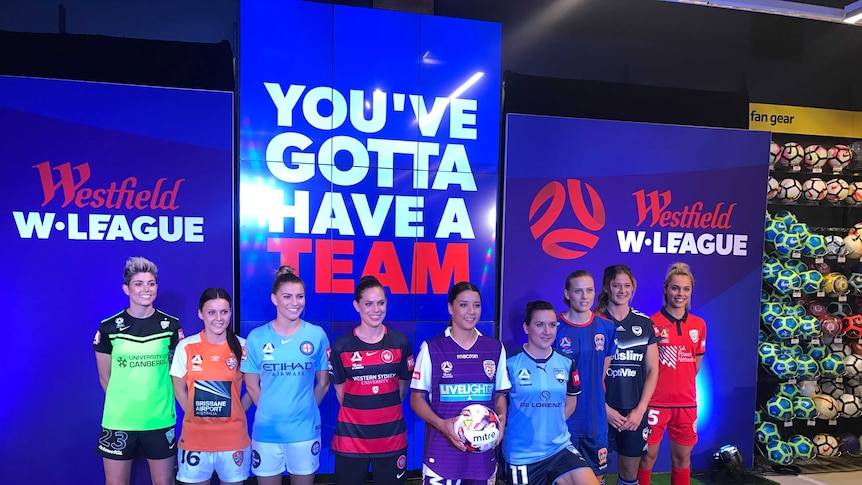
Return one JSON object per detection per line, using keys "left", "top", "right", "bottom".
{"left": 176, "top": 446, "right": 251, "bottom": 484}
{"left": 252, "top": 437, "right": 321, "bottom": 477}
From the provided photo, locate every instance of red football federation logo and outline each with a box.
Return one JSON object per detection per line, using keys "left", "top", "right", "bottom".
{"left": 529, "top": 179, "right": 606, "bottom": 259}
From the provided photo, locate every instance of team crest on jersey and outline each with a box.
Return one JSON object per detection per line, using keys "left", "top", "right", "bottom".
{"left": 558, "top": 337, "right": 572, "bottom": 352}
{"left": 232, "top": 450, "right": 244, "bottom": 466}
{"left": 595, "top": 334, "right": 605, "bottom": 351}
{"left": 554, "top": 368, "right": 566, "bottom": 384}
{"left": 518, "top": 368, "right": 531, "bottom": 385}
{"left": 226, "top": 356, "right": 238, "bottom": 370}
{"left": 441, "top": 361, "right": 453, "bottom": 378}
{"left": 161, "top": 319, "right": 170, "bottom": 329}
{"left": 115, "top": 318, "right": 129, "bottom": 332}
{"left": 263, "top": 342, "right": 275, "bottom": 361}
{"left": 311, "top": 440, "right": 321, "bottom": 456}
{"left": 598, "top": 447, "right": 608, "bottom": 465}
{"left": 381, "top": 349, "right": 395, "bottom": 363}
{"left": 397, "top": 454, "right": 407, "bottom": 469}
{"left": 93, "top": 331, "right": 101, "bottom": 345}
{"left": 300, "top": 341, "right": 314, "bottom": 355}
{"left": 241, "top": 347, "right": 248, "bottom": 361}
{"left": 632, "top": 326, "right": 642, "bottom": 336}
{"left": 483, "top": 359, "right": 496, "bottom": 379}
{"left": 689, "top": 329, "right": 699, "bottom": 343}
{"left": 372, "top": 385, "right": 379, "bottom": 394}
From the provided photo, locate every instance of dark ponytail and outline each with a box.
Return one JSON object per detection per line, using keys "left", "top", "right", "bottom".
{"left": 198, "top": 287, "right": 242, "bottom": 361}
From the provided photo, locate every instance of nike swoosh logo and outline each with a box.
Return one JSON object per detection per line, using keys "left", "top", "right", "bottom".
{"left": 366, "top": 351, "right": 379, "bottom": 356}
{"left": 169, "top": 443, "right": 176, "bottom": 449}
{"left": 281, "top": 339, "right": 292, "bottom": 344}
{"left": 396, "top": 471, "right": 405, "bottom": 479}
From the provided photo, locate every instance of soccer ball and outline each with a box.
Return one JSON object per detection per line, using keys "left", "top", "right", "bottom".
{"left": 766, "top": 395, "right": 795, "bottom": 421}
{"left": 453, "top": 404, "right": 500, "bottom": 452}
{"left": 823, "top": 272, "right": 850, "bottom": 296}
{"left": 826, "top": 301, "right": 852, "bottom": 318}
{"left": 842, "top": 314, "right": 862, "bottom": 339}
{"left": 774, "top": 233, "right": 804, "bottom": 257}
{"left": 801, "top": 178, "right": 827, "bottom": 202}
{"left": 845, "top": 378, "right": 862, "bottom": 398}
{"left": 777, "top": 382, "right": 801, "bottom": 398}
{"left": 762, "top": 259, "right": 783, "bottom": 284}
{"left": 825, "top": 235, "right": 846, "bottom": 259}
{"left": 827, "top": 145, "right": 853, "bottom": 171}
{"left": 759, "top": 342, "right": 781, "bottom": 366}
{"left": 803, "top": 145, "right": 829, "bottom": 170}
{"left": 849, "top": 274, "right": 862, "bottom": 295}
{"left": 793, "top": 396, "right": 818, "bottom": 419}
{"left": 787, "top": 222, "right": 810, "bottom": 241}
{"left": 837, "top": 393, "right": 862, "bottom": 418}
{"left": 767, "top": 176, "right": 780, "bottom": 200}
{"left": 756, "top": 421, "right": 780, "bottom": 443}
{"left": 783, "top": 259, "right": 808, "bottom": 274}
{"left": 820, "top": 315, "right": 844, "bottom": 337}
{"left": 800, "top": 271, "right": 824, "bottom": 294}
{"left": 807, "top": 343, "right": 829, "bottom": 361}
{"left": 761, "top": 301, "right": 783, "bottom": 324}
{"left": 828, "top": 340, "right": 851, "bottom": 357}
{"left": 780, "top": 342, "right": 803, "bottom": 358}
{"left": 798, "top": 379, "right": 821, "bottom": 397}
{"left": 813, "top": 394, "right": 840, "bottom": 419}
{"left": 770, "top": 141, "right": 782, "bottom": 167}
{"left": 780, "top": 142, "right": 805, "bottom": 168}
{"left": 813, "top": 433, "right": 840, "bottom": 456}
{"left": 773, "top": 269, "right": 802, "bottom": 294}
{"left": 795, "top": 354, "right": 820, "bottom": 380}
{"left": 846, "top": 182, "right": 862, "bottom": 205}
{"left": 838, "top": 432, "right": 861, "bottom": 454}
{"left": 769, "top": 354, "right": 798, "bottom": 379}
{"left": 769, "top": 315, "right": 799, "bottom": 340}
{"left": 764, "top": 220, "right": 787, "bottom": 243}
{"left": 783, "top": 302, "right": 806, "bottom": 318}
{"left": 820, "top": 379, "right": 845, "bottom": 399}
{"left": 788, "top": 435, "right": 816, "bottom": 459}
{"left": 844, "top": 234, "right": 862, "bottom": 259}
{"left": 820, "top": 353, "right": 846, "bottom": 378}
{"left": 844, "top": 354, "right": 862, "bottom": 378}
{"left": 765, "top": 440, "right": 794, "bottom": 465}
{"left": 802, "top": 235, "right": 828, "bottom": 258}
{"left": 826, "top": 178, "right": 851, "bottom": 203}
{"left": 797, "top": 316, "right": 821, "bottom": 340}
{"left": 808, "top": 300, "right": 828, "bottom": 317}
{"left": 777, "top": 178, "right": 803, "bottom": 202}
{"left": 773, "top": 211, "right": 798, "bottom": 227}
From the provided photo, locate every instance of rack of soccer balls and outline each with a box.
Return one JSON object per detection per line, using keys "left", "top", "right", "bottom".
{"left": 757, "top": 209, "right": 862, "bottom": 465}
{"left": 767, "top": 141, "right": 856, "bottom": 204}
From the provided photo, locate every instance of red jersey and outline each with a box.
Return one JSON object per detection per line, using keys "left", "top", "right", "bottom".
{"left": 649, "top": 309, "right": 706, "bottom": 407}
{"left": 169, "top": 332, "right": 250, "bottom": 451}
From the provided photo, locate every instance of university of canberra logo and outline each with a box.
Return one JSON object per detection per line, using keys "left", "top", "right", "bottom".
{"left": 528, "top": 179, "right": 606, "bottom": 260}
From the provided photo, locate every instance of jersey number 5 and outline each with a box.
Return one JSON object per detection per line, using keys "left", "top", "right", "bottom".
{"left": 647, "top": 409, "right": 660, "bottom": 426}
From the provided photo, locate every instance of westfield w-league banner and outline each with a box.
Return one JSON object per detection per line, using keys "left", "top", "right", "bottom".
{"left": 501, "top": 114, "right": 769, "bottom": 470}
{"left": 0, "top": 75, "right": 233, "bottom": 484}
{"left": 239, "top": 0, "right": 501, "bottom": 472}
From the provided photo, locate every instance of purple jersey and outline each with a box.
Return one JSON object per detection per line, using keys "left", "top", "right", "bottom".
{"left": 410, "top": 328, "right": 511, "bottom": 481}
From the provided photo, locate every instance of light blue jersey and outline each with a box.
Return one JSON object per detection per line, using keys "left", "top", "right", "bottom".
{"left": 503, "top": 348, "right": 581, "bottom": 465}
{"left": 241, "top": 320, "right": 329, "bottom": 443}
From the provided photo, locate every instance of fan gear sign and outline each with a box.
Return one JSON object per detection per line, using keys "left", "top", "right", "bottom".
{"left": 501, "top": 114, "right": 768, "bottom": 472}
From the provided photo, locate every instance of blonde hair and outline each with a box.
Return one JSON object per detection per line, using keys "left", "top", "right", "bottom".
{"left": 123, "top": 257, "right": 157, "bottom": 285}
{"left": 662, "top": 262, "right": 694, "bottom": 309}
{"left": 272, "top": 265, "right": 304, "bottom": 294}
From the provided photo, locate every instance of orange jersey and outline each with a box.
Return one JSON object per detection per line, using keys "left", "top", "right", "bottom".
{"left": 170, "top": 332, "right": 250, "bottom": 451}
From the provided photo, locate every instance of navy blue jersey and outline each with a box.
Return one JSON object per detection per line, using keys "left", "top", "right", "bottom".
{"left": 555, "top": 313, "right": 616, "bottom": 439}
{"left": 503, "top": 348, "right": 580, "bottom": 465}
{"left": 603, "top": 308, "right": 660, "bottom": 410}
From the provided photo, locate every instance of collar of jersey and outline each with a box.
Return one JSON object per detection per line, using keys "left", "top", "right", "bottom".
{"left": 558, "top": 312, "right": 595, "bottom": 328}
{"left": 660, "top": 307, "right": 689, "bottom": 324}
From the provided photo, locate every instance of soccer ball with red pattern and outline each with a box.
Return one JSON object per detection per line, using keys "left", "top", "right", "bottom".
{"left": 804, "top": 145, "right": 828, "bottom": 170}
{"left": 779, "top": 142, "right": 805, "bottom": 168}
{"left": 843, "top": 315, "right": 862, "bottom": 339}
{"left": 813, "top": 433, "right": 840, "bottom": 457}
{"left": 827, "top": 145, "right": 853, "bottom": 172}
{"left": 454, "top": 404, "right": 500, "bottom": 453}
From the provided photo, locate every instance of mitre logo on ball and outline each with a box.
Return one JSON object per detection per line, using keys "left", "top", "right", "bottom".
{"left": 528, "top": 178, "right": 606, "bottom": 260}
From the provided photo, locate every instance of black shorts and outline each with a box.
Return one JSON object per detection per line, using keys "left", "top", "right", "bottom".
{"left": 96, "top": 426, "right": 176, "bottom": 460}
{"left": 334, "top": 452, "right": 408, "bottom": 485}
{"left": 504, "top": 444, "right": 590, "bottom": 485}
{"left": 608, "top": 408, "right": 650, "bottom": 457}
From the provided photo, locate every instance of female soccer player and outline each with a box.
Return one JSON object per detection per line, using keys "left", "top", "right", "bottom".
{"left": 554, "top": 270, "right": 616, "bottom": 481}
{"left": 410, "top": 281, "right": 511, "bottom": 485}
{"left": 595, "top": 265, "right": 659, "bottom": 485}
{"left": 93, "top": 257, "right": 183, "bottom": 485}
{"left": 503, "top": 300, "right": 599, "bottom": 485}
{"left": 329, "top": 275, "right": 415, "bottom": 485}
{"left": 638, "top": 263, "right": 706, "bottom": 485}
{"left": 241, "top": 266, "right": 330, "bottom": 485}
{"left": 170, "top": 288, "right": 252, "bottom": 485}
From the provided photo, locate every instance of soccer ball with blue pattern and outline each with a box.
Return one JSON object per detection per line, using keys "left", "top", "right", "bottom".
{"left": 773, "top": 270, "right": 802, "bottom": 295}
{"left": 770, "top": 315, "right": 799, "bottom": 340}
{"left": 800, "top": 271, "right": 824, "bottom": 294}
{"left": 769, "top": 354, "right": 798, "bottom": 380}
{"left": 779, "top": 341, "right": 803, "bottom": 358}
{"left": 788, "top": 435, "right": 816, "bottom": 459}
{"left": 793, "top": 396, "right": 818, "bottom": 419}
{"left": 825, "top": 235, "right": 845, "bottom": 259}
{"left": 759, "top": 342, "right": 781, "bottom": 366}
{"left": 774, "top": 233, "right": 803, "bottom": 256}
{"left": 755, "top": 410, "right": 764, "bottom": 427}
{"left": 765, "top": 220, "right": 787, "bottom": 243}
{"left": 803, "top": 234, "right": 828, "bottom": 258}
{"left": 777, "top": 382, "right": 800, "bottom": 398}
{"left": 763, "top": 258, "right": 783, "bottom": 283}
{"left": 787, "top": 222, "right": 810, "bottom": 242}
{"left": 820, "top": 354, "right": 846, "bottom": 378}
{"left": 761, "top": 302, "right": 783, "bottom": 325}
{"left": 784, "top": 302, "right": 806, "bottom": 317}
{"left": 755, "top": 421, "right": 780, "bottom": 443}
{"left": 759, "top": 329, "right": 769, "bottom": 343}
{"left": 773, "top": 211, "right": 798, "bottom": 227}
{"left": 796, "top": 354, "right": 820, "bottom": 380}
{"left": 766, "top": 440, "right": 794, "bottom": 465}
{"left": 797, "top": 316, "right": 821, "bottom": 340}
{"left": 783, "top": 258, "right": 808, "bottom": 274}
{"left": 766, "top": 395, "right": 794, "bottom": 422}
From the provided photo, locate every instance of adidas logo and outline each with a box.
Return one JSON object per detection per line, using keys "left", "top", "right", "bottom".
{"left": 616, "top": 326, "right": 625, "bottom": 332}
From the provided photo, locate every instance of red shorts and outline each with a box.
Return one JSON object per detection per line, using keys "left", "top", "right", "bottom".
{"left": 646, "top": 407, "right": 698, "bottom": 446}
